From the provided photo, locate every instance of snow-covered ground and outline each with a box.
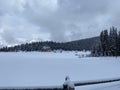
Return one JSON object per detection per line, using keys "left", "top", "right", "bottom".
{"left": 0, "top": 51, "right": 120, "bottom": 90}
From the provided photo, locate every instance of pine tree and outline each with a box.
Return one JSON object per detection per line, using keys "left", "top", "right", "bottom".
{"left": 118, "top": 31, "right": 120, "bottom": 55}
{"left": 100, "top": 30, "right": 109, "bottom": 56}
{"left": 103, "top": 30, "right": 109, "bottom": 56}
{"left": 100, "top": 31, "right": 105, "bottom": 56}
{"left": 109, "top": 27, "right": 118, "bottom": 56}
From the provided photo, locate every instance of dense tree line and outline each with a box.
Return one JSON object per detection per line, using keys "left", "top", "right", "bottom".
{"left": 0, "top": 37, "right": 99, "bottom": 52}
{"left": 92, "top": 27, "right": 120, "bottom": 56}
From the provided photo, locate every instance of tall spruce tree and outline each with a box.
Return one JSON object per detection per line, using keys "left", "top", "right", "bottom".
{"left": 100, "top": 31, "right": 104, "bottom": 56}
{"left": 118, "top": 31, "right": 120, "bottom": 55}
{"left": 100, "top": 30, "right": 109, "bottom": 56}
{"left": 103, "top": 30, "right": 109, "bottom": 56}
{"left": 109, "top": 27, "right": 118, "bottom": 56}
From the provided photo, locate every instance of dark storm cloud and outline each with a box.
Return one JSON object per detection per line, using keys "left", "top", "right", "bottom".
{"left": 0, "top": 0, "right": 120, "bottom": 46}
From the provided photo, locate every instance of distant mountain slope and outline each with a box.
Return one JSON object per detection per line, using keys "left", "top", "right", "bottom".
{"left": 65, "top": 36, "right": 100, "bottom": 50}
{"left": 0, "top": 36, "right": 100, "bottom": 52}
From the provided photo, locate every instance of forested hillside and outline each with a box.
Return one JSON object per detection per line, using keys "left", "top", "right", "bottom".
{"left": 0, "top": 37, "right": 99, "bottom": 52}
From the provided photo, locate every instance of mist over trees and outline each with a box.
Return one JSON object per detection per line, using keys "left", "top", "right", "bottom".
{"left": 92, "top": 27, "right": 120, "bottom": 56}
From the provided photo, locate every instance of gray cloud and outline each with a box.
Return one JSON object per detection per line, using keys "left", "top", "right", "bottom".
{"left": 0, "top": 0, "right": 120, "bottom": 46}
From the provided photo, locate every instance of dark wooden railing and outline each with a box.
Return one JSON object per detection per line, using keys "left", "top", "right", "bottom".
{"left": 1, "top": 77, "right": 120, "bottom": 90}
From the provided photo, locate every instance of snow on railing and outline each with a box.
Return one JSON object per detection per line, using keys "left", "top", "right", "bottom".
{"left": 0, "top": 76, "right": 120, "bottom": 90}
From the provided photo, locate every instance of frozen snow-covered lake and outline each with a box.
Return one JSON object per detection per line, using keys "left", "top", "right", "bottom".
{"left": 0, "top": 51, "right": 120, "bottom": 90}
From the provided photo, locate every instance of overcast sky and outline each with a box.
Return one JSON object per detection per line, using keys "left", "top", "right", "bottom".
{"left": 0, "top": 0, "right": 120, "bottom": 46}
